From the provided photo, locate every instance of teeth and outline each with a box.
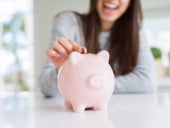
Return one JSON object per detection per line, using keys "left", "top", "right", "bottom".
{"left": 104, "top": 3, "right": 117, "bottom": 9}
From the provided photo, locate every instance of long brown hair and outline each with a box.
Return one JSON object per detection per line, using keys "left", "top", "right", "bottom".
{"left": 79, "top": 0, "right": 143, "bottom": 75}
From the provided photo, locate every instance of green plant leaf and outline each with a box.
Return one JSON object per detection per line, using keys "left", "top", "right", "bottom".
{"left": 151, "top": 47, "right": 162, "bottom": 60}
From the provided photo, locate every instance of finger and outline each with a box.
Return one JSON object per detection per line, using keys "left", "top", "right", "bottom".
{"left": 52, "top": 42, "right": 68, "bottom": 57}
{"left": 45, "top": 50, "right": 60, "bottom": 64}
{"left": 58, "top": 37, "right": 73, "bottom": 54}
{"left": 46, "top": 49, "right": 60, "bottom": 58}
{"left": 46, "top": 50, "right": 66, "bottom": 69}
{"left": 68, "top": 39, "right": 82, "bottom": 53}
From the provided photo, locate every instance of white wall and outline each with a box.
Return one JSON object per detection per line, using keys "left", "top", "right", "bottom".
{"left": 33, "top": 0, "right": 89, "bottom": 88}
{"left": 33, "top": 0, "right": 170, "bottom": 89}
{"left": 142, "top": 0, "right": 170, "bottom": 18}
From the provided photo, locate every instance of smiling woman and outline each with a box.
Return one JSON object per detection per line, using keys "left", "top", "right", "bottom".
{"left": 39, "top": 0, "right": 157, "bottom": 98}
{"left": 0, "top": 0, "right": 34, "bottom": 92}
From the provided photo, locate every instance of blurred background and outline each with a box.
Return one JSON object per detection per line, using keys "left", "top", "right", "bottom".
{"left": 0, "top": 0, "right": 170, "bottom": 96}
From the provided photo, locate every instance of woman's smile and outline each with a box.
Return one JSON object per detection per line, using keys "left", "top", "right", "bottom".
{"left": 103, "top": 2, "right": 119, "bottom": 16}
{"left": 97, "top": 0, "right": 130, "bottom": 30}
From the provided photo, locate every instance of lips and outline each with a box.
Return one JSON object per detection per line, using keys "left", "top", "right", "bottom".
{"left": 103, "top": 3, "right": 118, "bottom": 15}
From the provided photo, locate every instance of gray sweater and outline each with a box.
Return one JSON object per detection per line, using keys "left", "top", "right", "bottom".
{"left": 39, "top": 12, "right": 157, "bottom": 97}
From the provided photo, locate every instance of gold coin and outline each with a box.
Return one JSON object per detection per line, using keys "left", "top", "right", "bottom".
{"left": 81, "top": 46, "right": 87, "bottom": 54}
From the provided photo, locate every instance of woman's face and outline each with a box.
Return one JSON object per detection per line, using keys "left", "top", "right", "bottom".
{"left": 97, "top": 0, "right": 130, "bottom": 30}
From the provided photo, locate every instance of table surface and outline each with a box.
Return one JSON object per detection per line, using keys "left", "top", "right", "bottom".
{"left": 0, "top": 92, "right": 170, "bottom": 128}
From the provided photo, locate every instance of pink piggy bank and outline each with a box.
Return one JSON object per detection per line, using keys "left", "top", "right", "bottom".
{"left": 58, "top": 50, "right": 115, "bottom": 112}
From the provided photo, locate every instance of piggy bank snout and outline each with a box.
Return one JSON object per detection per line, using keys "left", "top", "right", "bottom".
{"left": 88, "top": 74, "right": 104, "bottom": 89}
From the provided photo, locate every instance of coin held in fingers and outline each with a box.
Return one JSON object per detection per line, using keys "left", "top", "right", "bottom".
{"left": 81, "top": 47, "right": 87, "bottom": 54}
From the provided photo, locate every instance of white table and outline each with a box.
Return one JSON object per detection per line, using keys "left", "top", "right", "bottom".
{"left": 0, "top": 92, "right": 170, "bottom": 128}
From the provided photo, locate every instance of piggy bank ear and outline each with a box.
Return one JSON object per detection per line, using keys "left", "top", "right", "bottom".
{"left": 97, "top": 50, "right": 109, "bottom": 62}
{"left": 70, "top": 52, "right": 84, "bottom": 65}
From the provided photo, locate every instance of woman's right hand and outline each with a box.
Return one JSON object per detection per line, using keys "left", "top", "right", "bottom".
{"left": 45, "top": 37, "right": 83, "bottom": 70}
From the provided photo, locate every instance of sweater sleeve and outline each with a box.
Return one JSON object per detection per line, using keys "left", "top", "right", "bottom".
{"left": 39, "top": 12, "right": 79, "bottom": 97}
{"left": 114, "top": 29, "right": 157, "bottom": 93}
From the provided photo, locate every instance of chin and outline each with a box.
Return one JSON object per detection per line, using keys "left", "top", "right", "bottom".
{"left": 102, "top": 16, "right": 118, "bottom": 23}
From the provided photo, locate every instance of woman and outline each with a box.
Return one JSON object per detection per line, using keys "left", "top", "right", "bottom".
{"left": 39, "top": 0, "right": 156, "bottom": 97}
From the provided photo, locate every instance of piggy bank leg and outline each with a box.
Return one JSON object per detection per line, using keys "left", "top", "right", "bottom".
{"left": 95, "top": 103, "right": 108, "bottom": 111}
{"left": 72, "top": 104, "right": 85, "bottom": 113}
{"left": 64, "top": 100, "right": 72, "bottom": 109}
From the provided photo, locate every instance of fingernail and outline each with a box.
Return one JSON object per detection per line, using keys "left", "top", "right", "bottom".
{"left": 53, "top": 52, "right": 60, "bottom": 57}
{"left": 76, "top": 46, "right": 82, "bottom": 53}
